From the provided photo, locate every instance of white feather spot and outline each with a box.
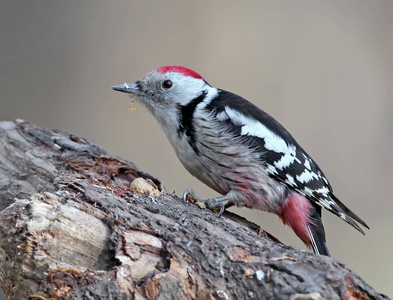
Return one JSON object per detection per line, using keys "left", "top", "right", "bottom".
{"left": 316, "top": 200, "right": 330, "bottom": 210}
{"left": 266, "top": 164, "right": 279, "bottom": 175}
{"left": 339, "top": 212, "right": 348, "bottom": 220}
{"left": 315, "top": 187, "right": 330, "bottom": 195}
{"left": 304, "top": 159, "right": 311, "bottom": 170}
{"left": 286, "top": 174, "right": 296, "bottom": 186}
{"left": 274, "top": 148, "right": 299, "bottom": 170}
{"left": 296, "top": 170, "right": 318, "bottom": 183}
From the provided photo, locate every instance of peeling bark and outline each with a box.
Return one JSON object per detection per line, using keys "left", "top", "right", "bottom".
{"left": 0, "top": 120, "right": 388, "bottom": 300}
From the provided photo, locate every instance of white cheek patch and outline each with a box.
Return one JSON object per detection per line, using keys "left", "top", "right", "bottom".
{"left": 172, "top": 75, "right": 216, "bottom": 107}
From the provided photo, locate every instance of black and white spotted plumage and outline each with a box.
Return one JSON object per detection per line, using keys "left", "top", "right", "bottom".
{"left": 112, "top": 66, "right": 369, "bottom": 256}
{"left": 205, "top": 90, "right": 368, "bottom": 234}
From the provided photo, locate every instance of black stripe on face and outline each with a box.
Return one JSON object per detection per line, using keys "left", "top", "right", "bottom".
{"left": 177, "top": 91, "right": 207, "bottom": 154}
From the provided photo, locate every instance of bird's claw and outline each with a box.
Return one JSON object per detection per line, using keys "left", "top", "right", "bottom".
{"left": 183, "top": 188, "right": 200, "bottom": 203}
{"left": 182, "top": 189, "right": 227, "bottom": 216}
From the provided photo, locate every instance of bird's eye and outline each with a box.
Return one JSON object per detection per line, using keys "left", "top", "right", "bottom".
{"left": 162, "top": 80, "right": 173, "bottom": 89}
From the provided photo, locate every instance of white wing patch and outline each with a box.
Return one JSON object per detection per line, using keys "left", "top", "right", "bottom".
{"left": 216, "top": 110, "right": 229, "bottom": 121}
{"left": 224, "top": 107, "right": 295, "bottom": 154}
{"left": 224, "top": 106, "right": 303, "bottom": 174}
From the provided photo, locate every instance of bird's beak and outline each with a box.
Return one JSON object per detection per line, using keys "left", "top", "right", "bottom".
{"left": 112, "top": 83, "right": 140, "bottom": 95}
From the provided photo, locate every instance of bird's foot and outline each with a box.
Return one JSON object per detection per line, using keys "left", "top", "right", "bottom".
{"left": 182, "top": 189, "right": 228, "bottom": 216}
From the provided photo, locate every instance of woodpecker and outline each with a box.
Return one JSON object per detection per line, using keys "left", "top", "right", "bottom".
{"left": 112, "top": 66, "right": 369, "bottom": 256}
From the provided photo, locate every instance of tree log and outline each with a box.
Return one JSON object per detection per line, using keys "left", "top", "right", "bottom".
{"left": 0, "top": 120, "right": 388, "bottom": 300}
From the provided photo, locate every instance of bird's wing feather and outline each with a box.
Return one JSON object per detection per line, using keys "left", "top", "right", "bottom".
{"left": 206, "top": 89, "right": 367, "bottom": 232}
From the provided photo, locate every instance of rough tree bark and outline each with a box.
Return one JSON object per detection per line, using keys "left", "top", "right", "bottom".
{"left": 0, "top": 120, "right": 388, "bottom": 300}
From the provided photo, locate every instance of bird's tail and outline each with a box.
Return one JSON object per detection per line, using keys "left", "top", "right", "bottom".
{"left": 307, "top": 206, "right": 330, "bottom": 256}
{"left": 329, "top": 193, "right": 369, "bottom": 234}
{"left": 278, "top": 194, "right": 330, "bottom": 256}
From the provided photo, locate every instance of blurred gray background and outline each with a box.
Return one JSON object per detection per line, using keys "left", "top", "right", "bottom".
{"left": 1, "top": 1, "right": 392, "bottom": 297}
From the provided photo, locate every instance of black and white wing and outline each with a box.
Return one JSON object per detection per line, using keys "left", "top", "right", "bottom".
{"left": 206, "top": 90, "right": 368, "bottom": 233}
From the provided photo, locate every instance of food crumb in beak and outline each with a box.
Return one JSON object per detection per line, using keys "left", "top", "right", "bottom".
{"left": 129, "top": 100, "right": 136, "bottom": 113}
